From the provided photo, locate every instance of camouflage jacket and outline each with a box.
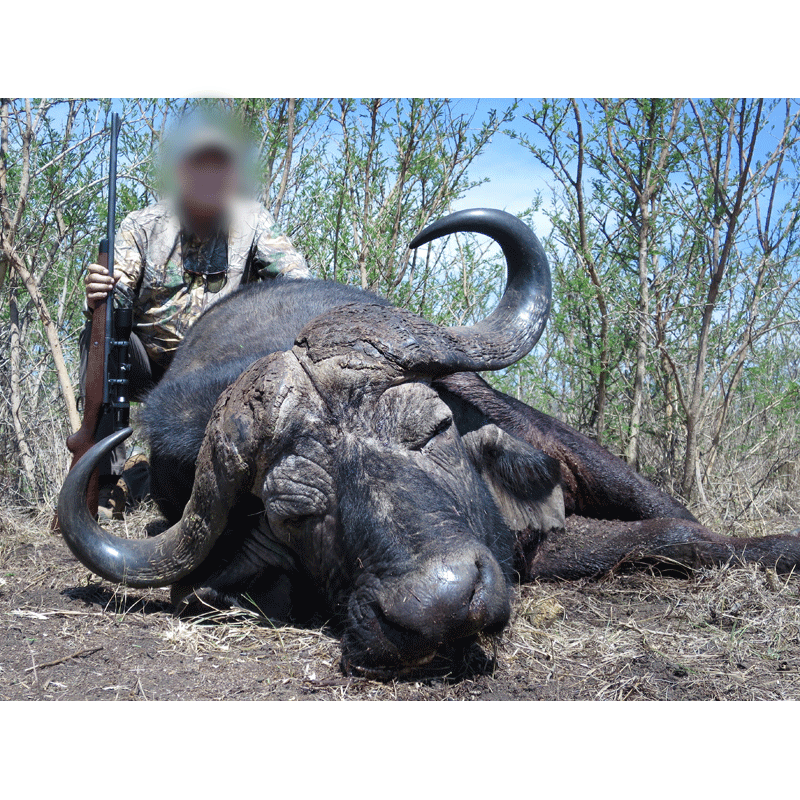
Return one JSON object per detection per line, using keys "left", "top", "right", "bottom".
{"left": 93, "top": 199, "right": 310, "bottom": 367}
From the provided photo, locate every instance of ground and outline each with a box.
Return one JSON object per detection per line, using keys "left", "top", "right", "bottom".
{"left": 2, "top": 505, "right": 800, "bottom": 701}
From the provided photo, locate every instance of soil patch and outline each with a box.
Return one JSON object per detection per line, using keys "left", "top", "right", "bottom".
{"left": 3, "top": 506, "right": 800, "bottom": 700}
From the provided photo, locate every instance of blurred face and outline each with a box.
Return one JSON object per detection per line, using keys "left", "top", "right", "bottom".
{"left": 176, "top": 149, "right": 239, "bottom": 222}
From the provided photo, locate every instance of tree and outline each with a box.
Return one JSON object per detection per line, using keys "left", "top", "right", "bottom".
{"left": 595, "top": 98, "right": 684, "bottom": 469}
{"left": 666, "top": 98, "right": 800, "bottom": 499}
{"left": 512, "top": 98, "right": 800, "bottom": 513}
{"left": 0, "top": 97, "right": 513, "bottom": 503}
{"left": 0, "top": 98, "right": 154, "bottom": 499}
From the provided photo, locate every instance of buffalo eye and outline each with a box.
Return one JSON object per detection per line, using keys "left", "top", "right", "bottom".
{"left": 409, "top": 414, "right": 453, "bottom": 451}
{"left": 282, "top": 515, "right": 312, "bottom": 530}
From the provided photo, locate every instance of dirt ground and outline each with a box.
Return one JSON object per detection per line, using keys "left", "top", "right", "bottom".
{"left": 2, "top": 504, "right": 800, "bottom": 701}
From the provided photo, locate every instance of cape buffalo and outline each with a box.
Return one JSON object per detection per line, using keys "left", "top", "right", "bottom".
{"left": 58, "top": 208, "right": 800, "bottom": 677}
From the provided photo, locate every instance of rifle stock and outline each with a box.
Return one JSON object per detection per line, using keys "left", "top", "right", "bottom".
{"left": 64, "top": 242, "right": 111, "bottom": 519}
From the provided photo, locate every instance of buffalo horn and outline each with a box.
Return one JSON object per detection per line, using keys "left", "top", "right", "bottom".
{"left": 58, "top": 412, "right": 252, "bottom": 587}
{"left": 409, "top": 208, "right": 551, "bottom": 372}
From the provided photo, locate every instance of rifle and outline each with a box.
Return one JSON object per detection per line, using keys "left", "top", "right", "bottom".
{"left": 62, "top": 112, "right": 132, "bottom": 520}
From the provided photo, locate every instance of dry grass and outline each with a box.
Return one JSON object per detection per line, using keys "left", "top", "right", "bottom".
{"left": 2, "top": 505, "right": 800, "bottom": 700}
{"left": 506, "top": 564, "right": 800, "bottom": 700}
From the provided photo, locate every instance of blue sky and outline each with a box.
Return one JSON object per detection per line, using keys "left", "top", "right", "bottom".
{"left": 40, "top": 97, "right": 799, "bottom": 249}
{"left": 452, "top": 99, "right": 555, "bottom": 236}
{"left": 454, "top": 98, "right": 800, "bottom": 250}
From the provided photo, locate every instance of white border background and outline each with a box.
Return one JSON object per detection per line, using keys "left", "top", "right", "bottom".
{"left": 3, "top": 1, "right": 796, "bottom": 792}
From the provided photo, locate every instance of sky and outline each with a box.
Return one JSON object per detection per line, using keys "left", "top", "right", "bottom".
{"left": 25, "top": 96, "right": 800, "bottom": 259}
{"left": 455, "top": 98, "right": 800, "bottom": 251}
{"left": 101, "top": 97, "right": 558, "bottom": 238}
{"left": 449, "top": 99, "right": 556, "bottom": 237}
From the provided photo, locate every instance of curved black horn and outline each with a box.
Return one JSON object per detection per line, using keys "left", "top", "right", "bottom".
{"left": 294, "top": 209, "right": 552, "bottom": 377}
{"left": 58, "top": 429, "right": 203, "bottom": 586}
{"left": 410, "top": 208, "right": 551, "bottom": 371}
{"left": 58, "top": 407, "right": 254, "bottom": 588}
{"left": 57, "top": 353, "right": 295, "bottom": 590}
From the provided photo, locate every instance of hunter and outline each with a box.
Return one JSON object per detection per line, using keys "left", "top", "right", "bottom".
{"left": 81, "top": 113, "right": 310, "bottom": 518}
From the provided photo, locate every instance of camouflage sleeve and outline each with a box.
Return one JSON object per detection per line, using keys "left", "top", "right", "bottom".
{"left": 112, "top": 212, "right": 146, "bottom": 305}
{"left": 81, "top": 211, "right": 145, "bottom": 319}
{"left": 253, "top": 207, "right": 311, "bottom": 280}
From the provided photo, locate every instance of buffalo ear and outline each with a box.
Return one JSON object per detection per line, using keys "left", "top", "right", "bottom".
{"left": 461, "top": 424, "right": 565, "bottom": 551}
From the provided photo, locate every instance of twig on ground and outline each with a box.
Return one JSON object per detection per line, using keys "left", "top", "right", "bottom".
{"left": 25, "top": 645, "right": 103, "bottom": 673}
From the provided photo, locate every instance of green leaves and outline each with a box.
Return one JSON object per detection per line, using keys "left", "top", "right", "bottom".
{"left": 2, "top": 96, "right": 798, "bottom": 514}
{"left": 509, "top": 98, "right": 800, "bottom": 507}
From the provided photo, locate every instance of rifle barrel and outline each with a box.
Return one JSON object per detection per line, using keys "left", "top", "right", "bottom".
{"left": 102, "top": 112, "right": 121, "bottom": 405}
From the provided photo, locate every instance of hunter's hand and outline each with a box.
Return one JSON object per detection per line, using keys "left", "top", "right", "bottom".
{"left": 85, "top": 263, "right": 118, "bottom": 310}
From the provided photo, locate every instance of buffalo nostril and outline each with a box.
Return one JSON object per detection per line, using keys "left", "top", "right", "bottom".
{"left": 377, "top": 549, "right": 511, "bottom": 644}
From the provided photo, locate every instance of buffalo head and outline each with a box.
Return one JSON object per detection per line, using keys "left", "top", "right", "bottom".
{"left": 58, "top": 209, "right": 563, "bottom": 675}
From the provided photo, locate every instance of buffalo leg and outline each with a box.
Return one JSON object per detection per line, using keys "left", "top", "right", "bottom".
{"left": 524, "top": 516, "right": 800, "bottom": 581}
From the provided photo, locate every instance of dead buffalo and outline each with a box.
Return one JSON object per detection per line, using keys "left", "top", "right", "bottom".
{"left": 58, "top": 208, "right": 800, "bottom": 676}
